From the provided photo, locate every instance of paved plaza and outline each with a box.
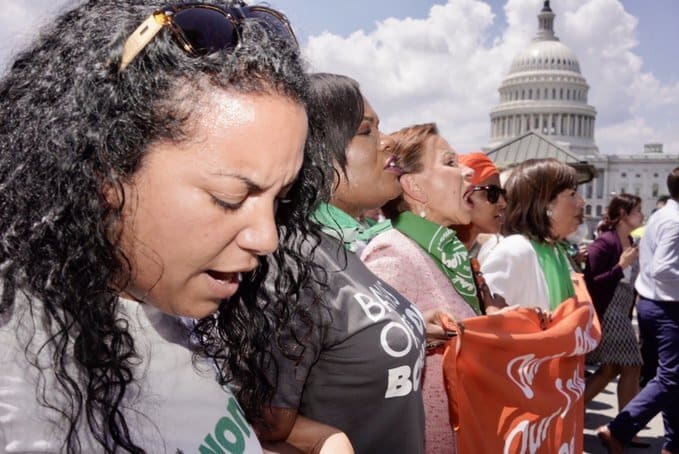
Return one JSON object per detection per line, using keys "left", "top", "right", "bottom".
{"left": 584, "top": 372, "right": 665, "bottom": 453}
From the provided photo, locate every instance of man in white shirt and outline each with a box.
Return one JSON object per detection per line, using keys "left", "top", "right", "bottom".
{"left": 598, "top": 167, "right": 679, "bottom": 454}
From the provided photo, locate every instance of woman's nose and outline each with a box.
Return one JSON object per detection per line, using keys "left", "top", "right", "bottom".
{"left": 379, "top": 133, "right": 396, "bottom": 154}
{"left": 238, "top": 205, "right": 279, "bottom": 256}
{"left": 461, "top": 165, "right": 474, "bottom": 180}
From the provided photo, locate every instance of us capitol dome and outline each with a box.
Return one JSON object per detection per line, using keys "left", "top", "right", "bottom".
{"left": 488, "top": 0, "right": 598, "bottom": 156}
{"left": 486, "top": 0, "right": 677, "bottom": 228}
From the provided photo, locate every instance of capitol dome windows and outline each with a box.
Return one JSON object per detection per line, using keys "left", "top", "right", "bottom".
{"left": 489, "top": 3, "right": 597, "bottom": 153}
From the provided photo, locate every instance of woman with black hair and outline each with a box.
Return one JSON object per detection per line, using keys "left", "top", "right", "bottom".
{"left": 0, "top": 1, "right": 326, "bottom": 452}
{"left": 260, "top": 73, "right": 428, "bottom": 454}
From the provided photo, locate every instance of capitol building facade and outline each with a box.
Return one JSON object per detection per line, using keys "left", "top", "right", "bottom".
{"left": 486, "top": 1, "right": 677, "bottom": 229}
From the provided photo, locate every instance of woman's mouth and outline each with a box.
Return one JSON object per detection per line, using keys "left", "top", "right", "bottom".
{"left": 205, "top": 271, "right": 242, "bottom": 300}
{"left": 384, "top": 154, "right": 404, "bottom": 175}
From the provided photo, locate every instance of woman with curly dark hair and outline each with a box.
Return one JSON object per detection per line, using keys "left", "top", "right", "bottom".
{"left": 0, "top": 1, "right": 326, "bottom": 452}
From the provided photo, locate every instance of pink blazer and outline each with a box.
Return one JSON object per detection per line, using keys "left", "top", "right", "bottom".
{"left": 362, "top": 228, "right": 477, "bottom": 454}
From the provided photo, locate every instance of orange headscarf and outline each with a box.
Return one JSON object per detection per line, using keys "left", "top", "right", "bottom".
{"left": 459, "top": 152, "right": 498, "bottom": 185}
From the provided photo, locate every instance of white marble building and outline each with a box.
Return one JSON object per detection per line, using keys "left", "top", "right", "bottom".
{"left": 487, "top": 1, "right": 678, "bottom": 226}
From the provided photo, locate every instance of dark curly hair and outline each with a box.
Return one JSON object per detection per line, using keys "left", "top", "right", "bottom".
{"left": 0, "top": 1, "right": 326, "bottom": 452}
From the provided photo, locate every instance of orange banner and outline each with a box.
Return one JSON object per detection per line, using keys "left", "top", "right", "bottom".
{"left": 442, "top": 275, "right": 601, "bottom": 453}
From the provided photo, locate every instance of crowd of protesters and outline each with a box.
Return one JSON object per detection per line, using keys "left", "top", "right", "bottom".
{"left": 0, "top": 2, "right": 677, "bottom": 454}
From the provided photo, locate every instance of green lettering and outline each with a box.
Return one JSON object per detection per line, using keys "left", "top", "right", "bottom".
{"left": 199, "top": 434, "right": 225, "bottom": 454}
{"left": 227, "top": 397, "right": 251, "bottom": 437}
{"left": 215, "top": 416, "right": 244, "bottom": 454}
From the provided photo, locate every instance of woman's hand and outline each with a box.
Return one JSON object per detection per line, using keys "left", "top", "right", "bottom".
{"left": 422, "top": 308, "right": 463, "bottom": 351}
{"left": 618, "top": 245, "right": 639, "bottom": 269}
{"left": 479, "top": 282, "right": 507, "bottom": 312}
{"left": 470, "top": 258, "right": 507, "bottom": 313}
{"left": 573, "top": 244, "right": 589, "bottom": 267}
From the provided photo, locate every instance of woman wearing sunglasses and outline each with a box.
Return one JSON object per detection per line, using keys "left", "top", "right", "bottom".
{"left": 452, "top": 152, "right": 507, "bottom": 262}
{"left": 0, "top": 1, "right": 325, "bottom": 452}
{"left": 360, "top": 123, "right": 483, "bottom": 453}
{"left": 260, "top": 73, "right": 428, "bottom": 454}
{"left": 481, "top": 158, "right": 586, "bottom": 313}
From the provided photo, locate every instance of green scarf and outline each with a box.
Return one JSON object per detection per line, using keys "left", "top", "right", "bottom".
{"left": 313, "top": 203, "right": 392, "bottom": 253}
{"left": 394, "top": 211, "right": 481, "bottom": 315}
{"left": 530, "top": 239, "right": 576, "bottom": 310}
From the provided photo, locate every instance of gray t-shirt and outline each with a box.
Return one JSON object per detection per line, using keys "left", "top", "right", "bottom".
{"left": 0, "top": 288, "right": 262, "bottom": 454}
{"left": 272, "top": 235, "right": 426, "bottom": 453}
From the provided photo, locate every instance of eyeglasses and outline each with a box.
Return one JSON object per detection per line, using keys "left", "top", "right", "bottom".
{"left": 120, "top": 2, "right": 297, "bottom": 71}
{"left": 471, "top": 184, "right": 507, "bottom": 204}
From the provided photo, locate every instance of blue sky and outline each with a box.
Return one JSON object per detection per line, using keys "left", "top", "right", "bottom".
{"left": 270, "top": 0, "right": 678, "bottom": 85}
{"left": 1, "top": 0, "right": 677, "bottom": 155}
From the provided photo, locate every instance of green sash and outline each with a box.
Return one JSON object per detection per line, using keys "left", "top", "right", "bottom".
{"left": 530, "top": 239, "right": 575, "bottom": 310}
{"left": 313, "top": 203, "right": 392, "bottom": 253}
{"left": 393, "top": 211, "right": 481, "bottom": 315}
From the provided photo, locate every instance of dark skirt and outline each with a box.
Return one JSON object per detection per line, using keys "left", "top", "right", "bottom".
{"left": 588, "top": 281, "right": 643, "bottom": 366}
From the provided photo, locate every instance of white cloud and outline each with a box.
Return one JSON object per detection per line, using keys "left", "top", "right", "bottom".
{"left": 303, "top": 0, "right": 679, "bottom": 155}
{"left": 305, "top": 0, "right": 506, "bottom": 152}
{"left": 2, "top": 0, "right": 677, "bottom": 155}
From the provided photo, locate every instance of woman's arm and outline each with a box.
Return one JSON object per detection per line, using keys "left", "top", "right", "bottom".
{"left": 586, "top": 238, "right": 625, "bottom": 285}
{"left": 259, "top": 409, "right": 354, "bottom": 454}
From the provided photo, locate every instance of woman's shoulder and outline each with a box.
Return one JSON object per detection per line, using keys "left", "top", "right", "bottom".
{"left": 589, "top": 230, "right": 620, "bottom": 254}
{"left": 362, "top": 229, "right": 421, "bottom": 261}
{"left": 363, "top": 228, "right": 408, "bottom": 252}
{"left": 489, "top": 234, "right": 534, "bottom": 257}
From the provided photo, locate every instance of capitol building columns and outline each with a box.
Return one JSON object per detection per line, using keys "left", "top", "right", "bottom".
{"left": 488, "top": 0, "right": 598, "bottom": 157}
{"left": 486, "top": 1, "right": 678, "bottom": 224}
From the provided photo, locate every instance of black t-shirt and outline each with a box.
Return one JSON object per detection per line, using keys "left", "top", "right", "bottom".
{"left": 272, "top": 235, "right": 426, "bottom": 454}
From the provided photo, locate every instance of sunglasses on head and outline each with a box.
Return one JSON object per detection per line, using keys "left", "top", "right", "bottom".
{"left": 120, "top": 2, "right": 297, "bottom": 71}
{"left": 471, "top": 184, "right": 507, "bottom": 204}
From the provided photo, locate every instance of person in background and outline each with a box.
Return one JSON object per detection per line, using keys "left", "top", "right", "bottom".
{"left": 482, "top": 158, "right": 585, "bottom": 313}
{"left": 261, "top": 73, "right": 429, "bottom": 454}
{"left": 361, "top": 123, "right": 480, "bottom": 453}
{"left": 637, "top": 192, "right": 674, "bottom": 388}
{"left": 0, "top": 1, "right": 327, "bottom": 452}
{"left": 598, "top": 167, "right": 679, "bottom": 454}
{"left": 453, "top": 152, "right": 507, "bottom": 263}
{"left": 655, "top": 194, "right": 670, "bottom": 211}
{"left": 584, "top": 195, "right": 646, "bottom": 448}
